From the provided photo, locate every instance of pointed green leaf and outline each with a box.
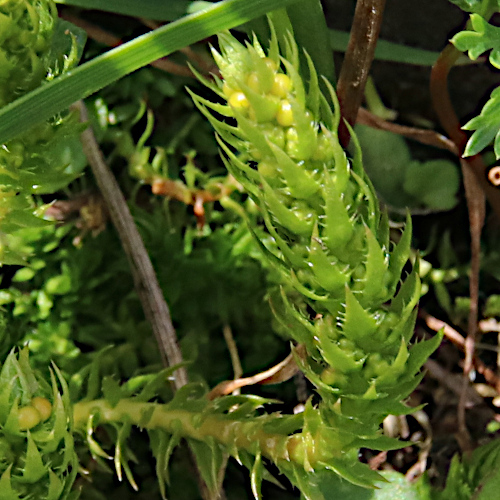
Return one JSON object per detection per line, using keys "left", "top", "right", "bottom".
{"left": 315, "top": 317, "right": 364, "bottom": 372}
{"left": 350, "top": 434, "right": 405, "bottom": 452}
{"left": 262, "top": 178, "right": 313, "bottom": 236}
{"left": 322, "top": 170, "right": 354, "bottom": 252}
{"left": 290, "top": 466, "right": 326, "bottom": 500}
{"left": 0, "top": 466, "right": 20, "bottom": 500}
{"left": 407, "top": 331, "right": 443, "bottom": 377}
{"left": 22, "top": 433, "right": 48, "bottom": 483}
{"left": 360, "top": 226, "right": 389, "bottom": 305}
{"left": 102, "top": 376, "right": 122, "bottom": 407}
{"left": 322, "top": 456, "right": 385, "bottom": 488}
{"left": 46, "top": 470, "right": 64, "bottom": 500}
{"left": 390, "top": 265, "right": 420, "bottom": 320}
{"left": 189, "top": 437, "right": 224, "bottom": 496}
{"left": 268, "top": 141, "right": 320, "bottom": 199}
{"left": 251, "top": 451, "right": 264, "bottom": 500}
{"left": 308, "top": 226, "right": 348, "bottom": 293}
{"left": 342, "top": 287, "right": 378, "bottom": 341}
{"left": 304, "top": 50, "right": 320, "bottom": 119}
{"left": 387, "top": 214, "right": 412, "bottom": 292}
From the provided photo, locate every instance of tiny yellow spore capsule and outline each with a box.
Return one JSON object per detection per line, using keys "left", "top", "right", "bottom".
{"left": 228, "top": 91, "right": 250, "bottom": 110}
{"left": 263, "top": 57, "right": 278, "bottom": 72}
{"left": 270, "top": 74, "right": 293, "bottom": 98}
{"left": 276, "top": 100, "right": 294, "bottom": 127}
{"left": 258, "top": 160, "right": 279, "bottom": 179}
{"left": 247, "top": 72, "right": 262, "bottom": 93}
{"left": 18, "top": 405, "right": 41, "bottom": 431}
{"left": 31, "top": 396, "right": 52, "bottom": 422}
{"left": 222, "top": 82, "right": 235, "bottom": 99}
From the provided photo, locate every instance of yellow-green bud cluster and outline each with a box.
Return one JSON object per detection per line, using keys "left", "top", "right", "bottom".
{"left": 0, "top": 349, "right": 78, "bottom": 499}
{"left": 191, "top": 27, "right": 441, "bottom": 483}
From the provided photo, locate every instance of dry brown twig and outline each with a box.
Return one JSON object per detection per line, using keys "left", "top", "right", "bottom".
{"left": 356, "top": 107, "right": 459, "bottom": 155}
{"left": 422, "top": 312, "right": 500, "bottom": 395}
{"left": 207, "top": 344, "right": 305, "bottom": 400}
{"left": 76, "top": 101, "right": 225, "bottom": 500}
{"left": 77, "top": 101, "right": 188, "bottom": 389}
{"left": 222, "top": 324, "right": 243, "bottom": 395}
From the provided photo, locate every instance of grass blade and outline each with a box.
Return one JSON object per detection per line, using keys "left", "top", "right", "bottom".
{"left": 0, "top": 0, "right": 298, "bottom": 145}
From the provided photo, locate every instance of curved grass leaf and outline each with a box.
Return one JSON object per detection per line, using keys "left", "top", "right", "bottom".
{"left": 330, "top": 30, "right": 442, "bottom": 66}
{"left": 0, "top": 0, "right": 299, "bottom": 146}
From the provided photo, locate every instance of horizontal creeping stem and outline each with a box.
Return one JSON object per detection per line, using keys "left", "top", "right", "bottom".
{"left": 73, "top": 399, "right": 329, "bottom": 468}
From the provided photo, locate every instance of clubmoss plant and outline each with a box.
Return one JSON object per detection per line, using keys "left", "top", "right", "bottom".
{"left": 0, "top": 0, "right": 84, "bottom": 264}
{"left": 190, "top": 25, "right": 442, "bottom": 486}
{"left": 0, "top": 348, "right": 77, "bottom": 500}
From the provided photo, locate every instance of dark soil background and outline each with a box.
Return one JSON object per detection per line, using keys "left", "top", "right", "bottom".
{"left": 325, "top": 0, "right": 499, "bottom": 122}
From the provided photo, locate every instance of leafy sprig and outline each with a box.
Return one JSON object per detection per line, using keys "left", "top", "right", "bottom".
{"left": 451, "top": 15, "right": 500, "bottom": 158}
{"left": 448, "top": 0, "right": 500, "bottom": 14}
{"left": 451, "top": 14, "right": 500, "bottom": 68}
{"left": 461, "top": 86, "right": 500, "bottom": 159}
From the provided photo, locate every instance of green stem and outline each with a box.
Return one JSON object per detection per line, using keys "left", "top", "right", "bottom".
{"left": 73, "top": 399, "right": 323, "bottom": 468}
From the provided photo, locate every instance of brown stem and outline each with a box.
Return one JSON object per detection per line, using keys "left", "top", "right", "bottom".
{"left": 77, "top": 101, "right": 188, "bottom": 389}
{"left": 336, "top": 0, "right": 387, "bottom": 147}
{"left": 422, "top": 312, "right": 500, "bottom": 395}
{"left": 430, "top": 44, "right": 488, "bottom": 450}
{"left": 356, "top": 107, "right": 459, "bottom": 155}
{"left": 430, "top": 44, "right": 500, "bottom": 216}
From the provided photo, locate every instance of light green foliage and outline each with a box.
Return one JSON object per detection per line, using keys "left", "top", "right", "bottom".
{"left": 0, "top": 0, "right": 57, "bottom": 106}
{"left": 432, "top": 440, "right": 500, "bottom": 500}
{"left": 0, "top": 0, "right": 86, "bottom": 264}
{"left": 451, "top": 14, "right": 500, "bottom": 158}
{"left": 452, "top": 14, "right": 500, "bottom": 68}
{"left": 191, "top": 26, "right": 442, "bottom": 489}
{"left": 484, "top": 294, "right": 500, "bottom": 316}
{"left": 461, "top": 86, "right": 500, "bottom": 159}
{"left": 355, "top": 125, "right": 460, "bottom": 211}
{"left": 448, "top": 0, "right": 500, "bottom": 14}
{"left": 297, "top": 469, "right": 431, "bottom": 500}
{"left": 0, "top": 204, "right": 285, "bottom": 498}
{"left": 2, "top": 1, "right": 499, "bottom": 498}
{"left": 0, "top": 348, "right": 77, "bottom": 500}
{"left": 0, "top": 204, "right": 276, "bottom": 379}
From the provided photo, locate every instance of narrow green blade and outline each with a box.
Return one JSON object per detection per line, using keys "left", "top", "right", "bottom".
{"left": 0, "top": 0, "right": 299, "bottom": 145}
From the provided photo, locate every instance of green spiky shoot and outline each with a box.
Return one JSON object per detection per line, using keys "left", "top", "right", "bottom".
{"left": 189, "top": 25, "right": 442, "bottom": 487}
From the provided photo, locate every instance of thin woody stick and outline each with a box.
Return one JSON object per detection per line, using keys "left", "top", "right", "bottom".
{"left": 77, "top": 100, "right": 188, "bottom": 389}
{"left": 422, "top": 312, "right": 500, "bottom": 394}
